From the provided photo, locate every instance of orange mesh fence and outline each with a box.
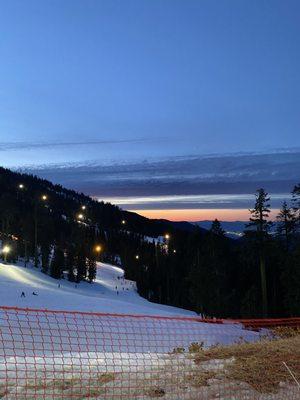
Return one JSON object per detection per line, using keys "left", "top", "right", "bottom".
{"left": 0, "top": 306, "right": 299, "bottom": 399}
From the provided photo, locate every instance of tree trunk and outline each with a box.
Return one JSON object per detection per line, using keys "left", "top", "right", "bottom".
{"left": 259, "top": 251, "right": 268, "bottom": 317}
{"left": 34, "top": 203, "right": 38, "bottom": 267}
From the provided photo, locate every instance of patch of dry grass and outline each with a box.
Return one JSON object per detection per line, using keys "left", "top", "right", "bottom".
{"left": 188, "top": 342, "right": 204, "bottom": 353}
{"left": 0, "top": 384, "right": 8, "bottom": 399}
{"left": 272, "top": 326, "right": 300, "bottom": 339}
{"left": 23, "top": 372, "right": 115, "bottom": 398}
{"left": 193, "top": 334, "right": 300, "bottom": 393}
{"left": 171, "top": 347, "right": 185, "bottom": 354}
{"left": 186, "top": 370, "right": 216, "bottom": 387}
{"left": 145, "top": 386, "right": 166, "bottom": 397}
{"left": 96, "top": 372, "right": 115, "bottom": 384}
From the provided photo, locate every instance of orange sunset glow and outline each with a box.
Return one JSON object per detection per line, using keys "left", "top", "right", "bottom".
{"left": 130, "top": 208, "right": 281, "bottom": 222}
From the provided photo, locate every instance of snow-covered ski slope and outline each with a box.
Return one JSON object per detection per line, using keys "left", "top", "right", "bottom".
{"left": 0, "top": 261, "right": 196, "bottom": 316}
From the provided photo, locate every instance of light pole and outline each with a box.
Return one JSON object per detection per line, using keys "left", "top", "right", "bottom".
{"left": 2, "top": 245, "right": 11, "bottom": 263}
{"left": 34, "top": 194, "right": 48, "bottom": 267}
{"left": 24, "top": 239, "right": 29, "bottom": 267}
{"left": 164, "top": 233, "right": 171, "bottom": 254}
{"left": 17, "top": 183, "right": 25, "bottom": 200}
{"left": 94, "top": 245, "right": 102, "bottom": 261}
{"left": 164, "top": 233, "right": 171, "bottom": 303}
{"left": 154, "top": 243, "right": 162, "bottom": 304}
{"left": 77, "top": 213, "right": 84, "bottom": 221}
{"left": 17, "top": 184, "right": 29, "bottom": 266}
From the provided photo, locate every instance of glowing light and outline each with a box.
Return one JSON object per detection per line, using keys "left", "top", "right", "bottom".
{"left": 2, "top": 245, "right": 10, "bottom": 254}
{"left": 173, "top": 249, "right": 177, "bottom": 254}
{"left": 121, "top": 220, "right": 126, "bottom": 225}
{"left": 18, "top": 184, "right": 24, "bottom": 189}
{"left": 135, "top": 255, "right": 139, "bottom": 260}
{"left": 77, "top": 213, "right": 84, "bottom": 220}
{"left": 164, "top": 233, "right": 170, "bottom": 240}
{"left": 95, "top": 245, "right": 102, "bottom": 253}
{"left": 41, "top": 195, "right": 48, "bottom": 201}
{"left": 81, "top": 205, "right": 86, "bottom": 210}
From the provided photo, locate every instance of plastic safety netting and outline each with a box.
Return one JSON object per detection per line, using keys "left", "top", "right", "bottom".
{"left": 0, "top": 306, "right": 299, "bottom": 399}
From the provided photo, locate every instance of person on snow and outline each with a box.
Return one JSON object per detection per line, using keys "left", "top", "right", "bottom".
{"left": 32, "top": 292, "right": 38, "bottom": 296}
{"left": 21, "top": 292, "right": 25, "bottom": 298}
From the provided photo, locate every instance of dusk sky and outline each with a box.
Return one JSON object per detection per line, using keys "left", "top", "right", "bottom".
{"left": 1, "top": 0, "right": 300, "bottom": 221}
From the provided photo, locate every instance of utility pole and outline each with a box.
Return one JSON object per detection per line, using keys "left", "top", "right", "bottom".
{"left": 24, "top": 239, "right": 28, "bottom": 268}
{"left": 155, "top": 243, "right": 162, "bottom": 303}
{"left": 34, "top": 201, "right": 38, "bottom": 267}
{"left": 34, "top": 194, "right": 48, "bottom": 268}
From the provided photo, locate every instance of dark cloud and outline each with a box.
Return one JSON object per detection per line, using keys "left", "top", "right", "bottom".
{"left": 16, "top": 150, "right": 300, "bottom": 210}
{"left": 99, "top": 194, "right": 289, "bottom": 210}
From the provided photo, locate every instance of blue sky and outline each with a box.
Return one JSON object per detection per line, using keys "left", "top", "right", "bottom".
{"left": 0, "top": 1, "right": 299, "bottom": 219}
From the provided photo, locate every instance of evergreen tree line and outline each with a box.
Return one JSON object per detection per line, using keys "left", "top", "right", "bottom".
{"left": 1, "top": 167, "right": 300, "bottom": 317}
{"left": 187, "top": 186, "right": 300, "bottom": 318}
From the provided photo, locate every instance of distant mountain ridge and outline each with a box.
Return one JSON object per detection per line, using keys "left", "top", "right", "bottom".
{"left": 195, "top": 220, "right": 248, "bottom": 232}
{"left": 0, "top": 166, "right": 202, "bottom": 238}
{"left": 194, "top": 220, "right": 279, "bottom": 239}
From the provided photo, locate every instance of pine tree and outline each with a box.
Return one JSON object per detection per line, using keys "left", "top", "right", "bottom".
{"left": 50, "top": 245, "right": 64, "bottom": 279}
{"left": 292, "top": 184, "right": 300, "bottom": 225}
{"left": 282, "top": 245, "right": 300, "bottom": 316}
{"left": 87, "top": 255, "right": 97, "bottom": 283}
{"left": 276, "top": 201, "right": 296, "bottom": 250}
{"left": 210, "top": 219, "right": 225, "bottom": 236}
{"left": 41, "top": 244, "right": 50, "bottom": 273}
{"left": 65, "top": 245, "right": 76, "bottom": 281}
{"left": 75, "top": 244, "right": 87, "bottom": 282}
{"left": 246, "top": 188, "right": 272, "bottom": 317}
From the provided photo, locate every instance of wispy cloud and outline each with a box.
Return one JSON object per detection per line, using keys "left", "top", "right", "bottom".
{"left": 0, "top": 138, "right": 152, "bottom": 152}
{"left": 16, "top": 150, "right": 300, "bottom": 209}
{"left": 97, "top": 194, "right": 289, "bottom": 210}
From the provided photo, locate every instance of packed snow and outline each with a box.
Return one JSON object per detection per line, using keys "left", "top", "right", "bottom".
{"left": 0, "top": 261, "right": 196, "bottom": 316}
{"left": 0, "top": 260, "right": 264, "bottom": 350}
{"left": 0, "top": 261, "right": 271, "bottom": 399}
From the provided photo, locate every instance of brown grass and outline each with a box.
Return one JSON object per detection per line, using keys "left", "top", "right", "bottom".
{"left": 171, "top": 347, "right": 185, "bottom": 354}
{"left": 145, "top": 386, "right": 166, "bottom": 397}
{"left": 23, "top": 372, "right": 115, "bottom": 395}
{"left": 186, "top": 370, "right": 216, "bottom": 387}
{"left": 96, "top": 372, "right": 115, "bottom": 384}
{"left": 272, "top": 326, "right": 300, "bottom": 339}
{"left": 193, "top": 334, "right": 300, "bottom": 393}
{"left": 0, "top": 384, "right": 8, "bottom": 399}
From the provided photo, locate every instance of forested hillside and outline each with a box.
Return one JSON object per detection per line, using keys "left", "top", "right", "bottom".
{"left": 0, "top": 166, "right": 299, "bottom": 318}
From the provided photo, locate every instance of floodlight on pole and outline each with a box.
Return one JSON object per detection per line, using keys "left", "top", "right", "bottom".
{"left": 2, "top": 245, "right": 11, "bottom": 263}
{"left": 95, "top": 245, "right": 102, "bottom": 253}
